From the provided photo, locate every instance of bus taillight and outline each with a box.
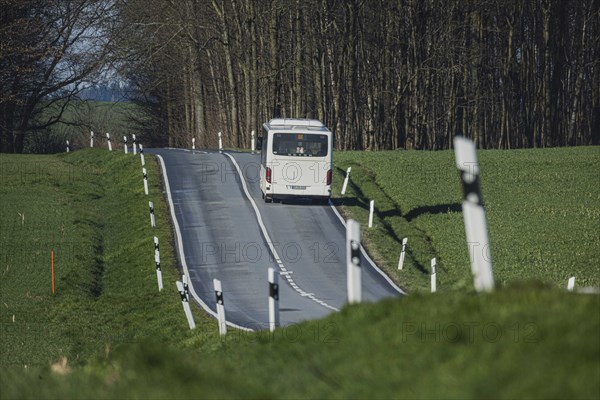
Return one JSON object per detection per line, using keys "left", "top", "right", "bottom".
{"left": 326, "top": 169, "right": 332, "bottom": 185}
{"left": 266, "top": 167, "right": 272, "bottom": 183}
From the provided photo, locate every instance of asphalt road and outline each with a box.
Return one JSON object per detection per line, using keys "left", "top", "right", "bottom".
{"left": 148, "top": 148, "right": 403, "bottom": 330}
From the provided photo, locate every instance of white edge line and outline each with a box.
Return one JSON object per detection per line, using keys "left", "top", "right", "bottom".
{"left": 156, "top": 154, "right": 254, "bottom": 332}
{"left": 328, "top": 200, "right": 407, "bottom": 295}
{"left": 223, "top": 152, "right": 339, "bottom": 312}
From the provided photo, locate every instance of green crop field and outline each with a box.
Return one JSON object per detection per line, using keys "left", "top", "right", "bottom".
{"left": 331, "top": 147, "right": 600, "bottom": 294}
{"left": 0, "top": 147, "right": 598, "bottom": 399}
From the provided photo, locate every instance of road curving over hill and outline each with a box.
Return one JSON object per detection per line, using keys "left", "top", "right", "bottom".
{"left": 148, "top": 148, "right": 403, "bottom": 330}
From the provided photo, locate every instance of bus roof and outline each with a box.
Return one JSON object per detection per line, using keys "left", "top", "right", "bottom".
{"left": 264, "top": 118, "right": 330, "bottom": 132}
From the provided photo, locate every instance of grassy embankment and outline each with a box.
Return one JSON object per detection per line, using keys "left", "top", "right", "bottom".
{"left": 0, "top": 150, "right": 223, "bottom": 373}
{"left": 331, "top": 147, "right": 600, "bottom": 293}
{"left": 0, "top": 147, "right": 598, "bottom": 398}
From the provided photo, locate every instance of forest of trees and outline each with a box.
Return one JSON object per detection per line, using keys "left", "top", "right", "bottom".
{"left": 0, "top": 0, "right": 117, "bottom": 153}
{"left": 1, "top": 0, "right": 599, "bottom": 153}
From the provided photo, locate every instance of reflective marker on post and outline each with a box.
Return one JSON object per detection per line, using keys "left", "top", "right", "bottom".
{"left": 341, "top": 167, "right": 351, "bottom": 195}
{"left": 268, "top": 267, "right": 280, "bottom": 332}
{"left": 431, "top": 258, "right": 437, "bottom": 293}
{"left": 192, "top": 137, "right": 196, "bottom": 150}
{"left": 142, "top": 167, "right": 149, "bottom": 195}
{"left": 149, "top": 201, "right": 155, "bottom": 227}
{"left": 106, "top": 133, "right": 112, "bottom": 151}
{"left": 182, "top": 274, "right": 190, "bottom": 300}
{"left": 90, "top": 131, "right": 94, "bottom": 148}
{"left": 214, "top": 278, "right": 227, "bottom": 336}
{"left": 176, "top": 280, "right": 195, "bottom": 329}
{"left": 123, "top": 136, "right": 128, "bottom": 154}
{"left": 368, "top": 200, "right": 375, "bottom": 228}
{"left": 132, "top": 134, "right": 137, "bottom": 155}
{"left": 251, "top": 130, "right": 255, "bottom": 153}
{"left": 218, "top": 131, "right": 223, "bottom": 152}
{"left": 454, "top": 136, "right": 494, "bottom": 292}
{"left": 139, "top": 143, "right": 145, "bottom": 166}
{"left": 66, "top": 140, "right": 70, "bottom": 153}
{"left": 346, "top": 219, "right": 362, "bottom": 304}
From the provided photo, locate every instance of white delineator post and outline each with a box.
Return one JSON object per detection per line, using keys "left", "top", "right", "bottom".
{"left": 142, "top": 167, "right": 149, "bottom": 195}
{"left": 368, "top": 200, "right": 375, "bottom": 228}
{"left": 268, "top": 267, "right": 280, "bottom": 332}
{"left": 149, "top": 201, "right": 156, "bottom": 227}
{"left": 192, "top": 137, "right": 196, "bottom": 150}
{"left": 106, "top": 133, "right": 112, "bottom": 151}
{"left": 346, "top": 219, "right": 362, "bottom": 304}
{"left": 341, "top": 167, "right": 351, "bottom": 195}
{"left": 214, "top": 278, "right": 227, "bottom": 336}
{"left": 454, "top": 136, "right": 494, "bottom": 292}
{"left": 398, "top": 237, "right": 408, "bottom": 270}
{"left": 90, "top": 131, "right": 94, "bottom": 148}
{"left": 567, "top": 276, "right": 575, "bottom": 291}
{"left": 154, "top": 236, "right": 163, "bottom": 291}
{"left": 218, "top": 131, "right": 223, "bottom": 152}
{"left": 176, "top": 280, "right": 195, "bottom": 329}
{"left": 132, "top": 134, "right": 137, "bottom": 155}
{"left": 431, "top": 258, "right": 437, "bottom": 293}
{"left": 251, "top": 130, "right": 255, "bottom": 153}
{"left": 123, "top": 136, "right": 128, "bottom": 154}
{"left": 66, "top": 140, "right": 70, "bottom": 153}
{"left": 139, "top": 143, "right": 145, "bottom": 166}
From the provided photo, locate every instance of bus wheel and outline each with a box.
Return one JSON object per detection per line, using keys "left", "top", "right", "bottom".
{"left": 264, "top": 196, "right": 272, "bottom": 203}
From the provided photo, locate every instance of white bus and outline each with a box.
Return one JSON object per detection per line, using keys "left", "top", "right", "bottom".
{"left": 259, "top": 118, "right": 332, "bottom": 204}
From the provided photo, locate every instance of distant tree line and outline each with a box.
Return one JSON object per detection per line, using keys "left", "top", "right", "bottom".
{"left": 1, "top": 0, "right": 598, "bottom": 153}
{"left": 78, "top": 83, "right": 128, "bottom": 102}
{"left": 117, "top": 0, "right": 599, "bottom": 150}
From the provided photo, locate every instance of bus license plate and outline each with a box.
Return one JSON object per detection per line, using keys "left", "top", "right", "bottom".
{"left": 289, "top": 185, "right": 306, "bottom": 190}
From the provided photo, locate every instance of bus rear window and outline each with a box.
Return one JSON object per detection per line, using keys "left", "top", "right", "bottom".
{"left": 272, "top": 133, "right": 328, "bottom": 157}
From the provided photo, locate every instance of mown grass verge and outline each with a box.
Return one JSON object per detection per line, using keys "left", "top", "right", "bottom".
{"left": 331, "top": 147, "right": 600, "bottom": 293}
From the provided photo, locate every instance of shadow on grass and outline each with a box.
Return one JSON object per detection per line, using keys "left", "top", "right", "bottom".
{"left": 403, "top": 203, "right": 462, "bottom": 222}
{"left": 333, "top": 166, "right": 430, "bottom": 274}
{"left": 330, "top": 197, "right": 368, "bottom": 210}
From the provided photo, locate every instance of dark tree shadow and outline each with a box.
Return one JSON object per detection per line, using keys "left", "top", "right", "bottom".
{"left": 329, "top": 197, "right": 368, "bottom": 211}
{"left": 332, "top": 166, "right": 459, "bottom": 275}
{"left": 403, "top": 203, "right": 462, "bottom": 222}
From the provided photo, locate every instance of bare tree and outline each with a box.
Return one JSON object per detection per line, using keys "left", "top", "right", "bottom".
{"left": 0, "top": 0, "right": 116, "bottom": 153}
{"left": 113, "top": 0, "right": 599, "bottom": 151}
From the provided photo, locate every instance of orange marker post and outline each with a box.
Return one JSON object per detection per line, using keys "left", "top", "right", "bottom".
{"left": 51, "top": 250, "right": 55, "bottom": 295}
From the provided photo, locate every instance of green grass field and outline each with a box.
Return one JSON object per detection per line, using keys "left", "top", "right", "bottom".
{"left": 0, "top": 147, "right": 598, "bottom": 399}
{"left": 0, "top": 149, "right": 221, "bottom": 369}
{"left": 331, "top": 147, "right": 600, "bottom": 293}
